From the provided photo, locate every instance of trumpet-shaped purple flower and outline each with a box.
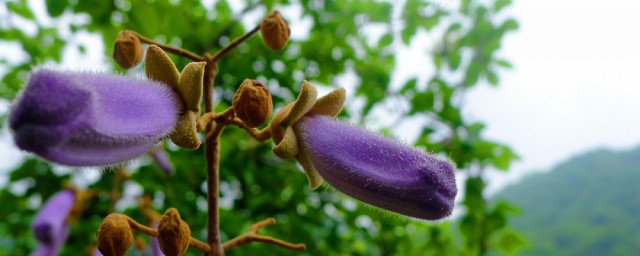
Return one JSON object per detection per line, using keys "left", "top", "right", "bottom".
{"left": 32, "top": 189, "right": 75, "bottom": 256}
{"left": 9, "top": 68, "right": 180, "bottom": 166}
{"left": 296, "top": 115, "right": 457, "bottom": 220}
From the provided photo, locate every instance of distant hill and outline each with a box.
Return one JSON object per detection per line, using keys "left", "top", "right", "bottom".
{"left": 495, "top": 146, "right": 640, "bottom": 255}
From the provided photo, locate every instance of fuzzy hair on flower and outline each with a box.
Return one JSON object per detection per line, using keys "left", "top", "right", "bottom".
{"left": 9, "top": 68, "right": 180, "bottom": 166}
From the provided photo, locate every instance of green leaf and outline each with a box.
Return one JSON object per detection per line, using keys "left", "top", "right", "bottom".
{"left": 399, "top": 78, "right": 417, "bottom": 94}
{"left": 487, "top": 70, "right": 499, "bottom": 86}
{"left": 263, "top": 0, "right": 276, "bottom": 10}
{"left": 495, "top": 59, "right": 513, "bottom": 68}
{"left": 409, "top": 91, "right": 435, "bottom": 114}
{"left": 378, "top": 33, "right": 393, "bottom": 48}
{"left": 497, "top": 230, "right": 529, "bottom": 254}
{"left": 46, "top": 0, "right": 68, "bottom": 17}
{"left": 500, "top": 18, "right": 520, "bottom": 32}
{"left": 448, "top": 51, "right": 461, "bottom": 70}
{"left": 493, "top": 0, "right": 513, "bottom": 12}
{"left": 7, "top": 1, "right": 35, "bottom": 19}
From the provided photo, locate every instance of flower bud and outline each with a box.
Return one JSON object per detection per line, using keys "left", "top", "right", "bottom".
{"left": 260, "top": 10, "right": 290, "bottom": 51}
{"left": 157, "top": 208, "right": 191, "bottom": 256}
{"left": 232, "top": 79, "right": 273, "bottom": 127}
{"left": 97, "top": 214, "right": 134, "bottom": 256}
{"left": 113, "top": 30, "right": 143, "bottom": 69}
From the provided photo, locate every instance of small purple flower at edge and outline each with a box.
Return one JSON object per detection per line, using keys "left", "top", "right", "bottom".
{"left": 268, "top": 81, "right": 457, "bottom": 220}
{"left": 32, "top": 189, "right": 75, "bottom": 256}
{"left": 9, "top": 68, "right": 180, "bottom": 166}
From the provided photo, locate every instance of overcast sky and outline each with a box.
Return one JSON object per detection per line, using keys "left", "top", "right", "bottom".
{"left": 2, "top": 0, "right": 640, "bottom": 194}
{"left": 465, "top": 0, "right": 640, "bottom": 192}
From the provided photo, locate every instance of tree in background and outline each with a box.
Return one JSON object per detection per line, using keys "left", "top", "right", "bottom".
{"left": 0, "top": 0, "right": 524, "bottom": 255}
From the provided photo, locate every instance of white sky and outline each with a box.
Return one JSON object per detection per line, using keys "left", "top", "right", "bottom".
{"left": 466, "top": 0, "right": 640, "bottom": 193}
{"left": 2, "top": 0, "right": 640, "bottom": 195}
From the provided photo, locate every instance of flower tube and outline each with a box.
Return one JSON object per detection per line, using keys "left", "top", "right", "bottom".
{"left": 268, "top": 81, "right": 457, "bottom": 220}
{"left": 9, "top": 68, "right": 180, "bottom": 166}
{"left": 296, "top": 115, "right": 457, "bottom": 220}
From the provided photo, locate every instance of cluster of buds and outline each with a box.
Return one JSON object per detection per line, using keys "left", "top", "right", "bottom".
{"left": 97, "top": 208, "right": 191, "bottom": 256}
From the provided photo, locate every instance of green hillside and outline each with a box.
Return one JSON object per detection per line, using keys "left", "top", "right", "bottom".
{"left": 495, "top": 146, "right": 640, "bottom": 255}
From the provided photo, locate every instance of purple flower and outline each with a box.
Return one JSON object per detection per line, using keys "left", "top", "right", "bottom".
{"left": 151, "top": 149, "right": 174, "bottom": 175}
{"left": 268, "top": 81, "right": 457, "bottom": 220}
{"left": 32, "top": 226, "right": 68, "bottom": 256}
{"left": 296, "top": 115, "right": 457, "bottom": 220}
{"left": 32, "top": 189, "right": 75, "bottom": 255}
{"left": 9, "top": 68, "right": 180, "bottom": 166}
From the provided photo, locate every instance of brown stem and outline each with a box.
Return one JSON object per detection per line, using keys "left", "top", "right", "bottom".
{"left": 222, "top": 218, "right": 306, "bottom": 252}
{"left": 202, "top": 55, "right": 224, "bottom": 256}
{"left": 129, "top": 30, "right": 204, "bottom": 61}
{"left": 190, "top": 237, "right": 213, "bottom": 253}
{"left": 226, "top": 118, "right": 272, "bottom": 142}
{"left": 125, "top": 216, "right": 158, "bottom": 237}
{"left": 198, "top": 107, "right": 235, "bottom": 132}
{"left": 211, "top": 25, "right": 260, "bottom": 62}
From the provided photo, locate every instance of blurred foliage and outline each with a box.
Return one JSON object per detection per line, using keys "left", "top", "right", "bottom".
{"left": 497, "top": 146, "right": 640, "bottom": 255}
{"left": 0, "top": 0, "right": 522, "bottom": 255}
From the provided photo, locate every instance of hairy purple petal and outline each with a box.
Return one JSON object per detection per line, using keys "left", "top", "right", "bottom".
{"left": 9, "top": 68, "right": 180, "bottom": 166}
{"left": 32, "top": 189, "right": 74, "bottom": 247}
{"left": 296, "top": 115, "right": 457, "bottom": 220}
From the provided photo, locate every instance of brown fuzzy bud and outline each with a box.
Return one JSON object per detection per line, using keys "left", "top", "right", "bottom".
{"left": 260, "top": 10, "right": 290, "bottom": 51}
{"left": 113, "top": 30, "right": 143, "bottom": 69}
{"left": 97, "top": 213, "right": 134, "bottom": 256}
{"left": 157, "top": 208, "right": 191, "bottom": 256}
{"left": 232, "top": 79, "right": 273, "bottom": 127}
